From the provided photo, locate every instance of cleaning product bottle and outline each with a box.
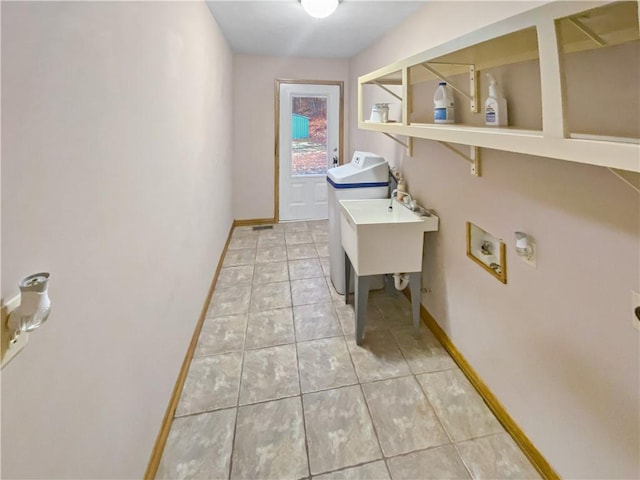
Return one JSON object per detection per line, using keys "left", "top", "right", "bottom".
{"left": 484, "top": 74, "right": 508, "bottom": 126}
{"left": 433, "top": 82, "right": 455, "bottom": 124}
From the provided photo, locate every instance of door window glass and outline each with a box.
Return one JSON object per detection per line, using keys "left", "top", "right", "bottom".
{"left": 291, "top": 95, "right": 328, "bottom": 176}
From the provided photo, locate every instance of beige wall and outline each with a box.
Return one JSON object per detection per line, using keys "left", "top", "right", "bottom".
{"left": 350, "top": 2, "right": 639, "bottom": 478}
{"left": 1, "top": 2, "right": 233, "bottom": 478}
{"left": 233, "top": 55, "right": 349, "bottom": 221}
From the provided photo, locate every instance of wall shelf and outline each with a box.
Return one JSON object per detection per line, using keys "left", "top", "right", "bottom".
{"left": 358, "top": 1, "right": 640, "bottom": 176}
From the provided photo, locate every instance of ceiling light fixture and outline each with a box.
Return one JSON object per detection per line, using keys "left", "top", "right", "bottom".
{"left": 300, "top": 0, "right": 340, "bottom": 19}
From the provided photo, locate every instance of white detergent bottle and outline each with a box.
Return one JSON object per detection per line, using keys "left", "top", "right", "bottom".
{"left": 433, "top": 82, "right": 455, "bottom": 124}
{"left": 484, "top": 74, "right": 508, "bottom": 126}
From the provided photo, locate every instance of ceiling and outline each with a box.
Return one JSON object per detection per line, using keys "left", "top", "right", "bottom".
{"left": 205, "top": 0, "right": 429, "bottom": 58}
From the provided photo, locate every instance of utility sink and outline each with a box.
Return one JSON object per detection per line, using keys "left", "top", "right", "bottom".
{"left": 339, "top": 198, "right": 439, "bottom": 276}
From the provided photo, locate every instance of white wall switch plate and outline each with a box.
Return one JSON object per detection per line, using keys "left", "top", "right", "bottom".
{"left": 632, "top": 290, "right": 640, "bottom": 332}
{"left": 1, "top": 295, "right": 29, "bottom": 369}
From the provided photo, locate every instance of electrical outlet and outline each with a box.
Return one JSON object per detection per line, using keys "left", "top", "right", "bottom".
{"left": 1, "top": 295, "right": 28, "bottom": 369}
{"left": 519, "top": 239, "right": 537, "bottom": 268}
{"left": 632, "top": 290, "right": 640, "bottom": 332}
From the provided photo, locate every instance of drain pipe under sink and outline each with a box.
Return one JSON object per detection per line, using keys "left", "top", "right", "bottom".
{"left": 393, "top": 273, "right": 410, "bottom": 290}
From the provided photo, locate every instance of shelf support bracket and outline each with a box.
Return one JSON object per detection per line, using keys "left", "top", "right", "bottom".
{"left": 567, "top": 17, "right": 607, "bottom": 47}
{"left": 421, "top": 63, "right": 478, "bottom": 112}
{"left": 537, "top": 19, "right": 568, "bottom": 138}
{"left": 469, "top": 65, "right": 478, "bottom": 114}
{"left": 437, "top": 141, "right": 480, "bottom": 176}
{"left": 373, "top": 81, "right": 403, "bottom": 101}
{"left": 608, "top": 168, "right": 640, "bottom": 193}
{"left": 383, "top": 133, "right": 413, "bottom": 157}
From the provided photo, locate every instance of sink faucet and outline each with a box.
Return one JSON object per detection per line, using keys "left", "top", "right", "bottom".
{"left": 389, "top": 189, "right": 415, "bottom": 211}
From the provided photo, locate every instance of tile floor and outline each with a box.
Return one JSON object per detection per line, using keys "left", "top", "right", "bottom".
{"left": 156, "top": 220, "right": 541, "bottom": 480}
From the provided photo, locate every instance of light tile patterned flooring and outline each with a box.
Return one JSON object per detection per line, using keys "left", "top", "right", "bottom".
{"left": 156, "top": 220, "right": 541, "bottom": 480}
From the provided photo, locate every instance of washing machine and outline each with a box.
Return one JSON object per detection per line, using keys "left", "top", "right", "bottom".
{"left": 327, "top": 151, "right": 389, "bottom": 294}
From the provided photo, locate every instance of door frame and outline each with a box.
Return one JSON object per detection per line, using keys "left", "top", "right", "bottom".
{"left": 274, "top": 79, "right": 344, "bottom": 223}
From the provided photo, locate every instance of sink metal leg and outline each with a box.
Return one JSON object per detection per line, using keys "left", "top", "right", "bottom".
{"left": 344, "top": 250, "right": 351, "bottom": 305}
{"left": 355, "top": 274, "right": 371, "bottom": 345}
{"left": 408, "top": 271, "right": 422, "bottom": 336}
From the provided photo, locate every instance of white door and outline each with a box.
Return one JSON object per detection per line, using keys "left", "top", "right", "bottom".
{"left": 279, "top": 83, "right": 341, "bottom": 221}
